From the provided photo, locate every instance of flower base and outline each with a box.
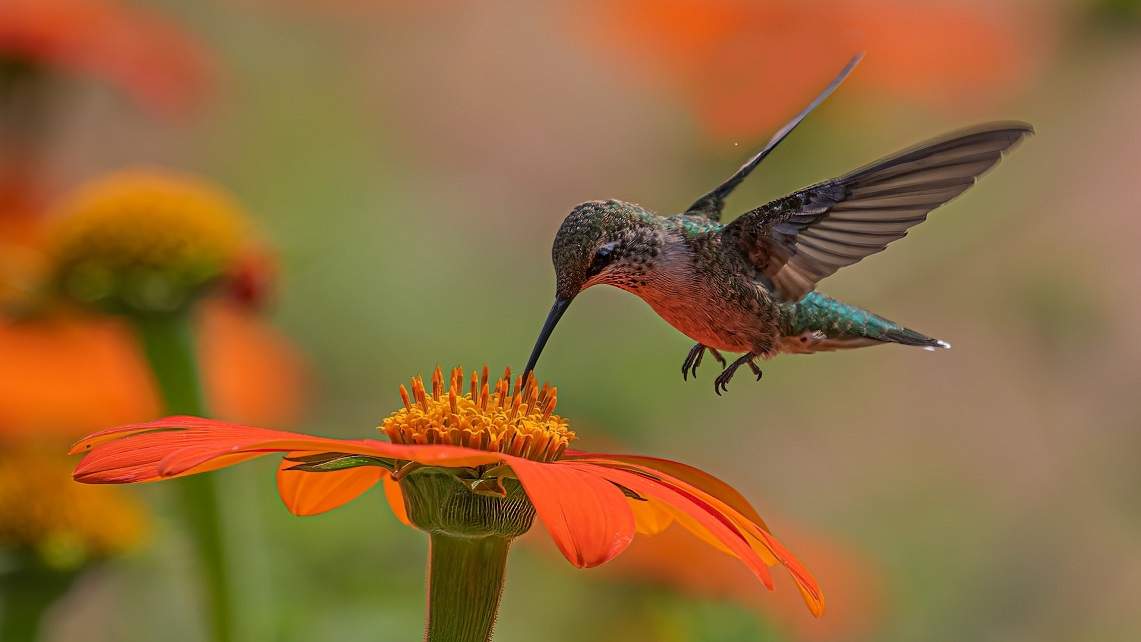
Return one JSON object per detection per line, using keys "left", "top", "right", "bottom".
{"left": 399, "top": 469, "right": 534, "bottom": 642}
{"left": 399, "top": 470, "right": 535, "bottom": 539}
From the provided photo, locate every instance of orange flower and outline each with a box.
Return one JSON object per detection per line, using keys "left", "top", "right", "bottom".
{"left": 0, "top": 168, "right": 48, "bottom": 250}
{"left": 602, "top": 515, "right": 882, "bottom": 640}
{"left": 0, "top": 0, "right": 213, "bottom": 114}
{"left": 71, "top": 366, "right": 824, "bottom": 617}
{"left": 0, "top": 299, "right": 306, "bottom": 439}
{"left": 570, "top": 0, "right": 1056, "bottom": 140}
{"left": 230, "top": 0, "right": 452, "bottom": 18}
{"left": 0, "top": 168, "right": 306, "bottom": 439}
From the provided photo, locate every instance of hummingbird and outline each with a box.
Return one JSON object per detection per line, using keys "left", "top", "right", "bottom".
{"left": 523, "top": 54, "right": 1032, "bottom": 394}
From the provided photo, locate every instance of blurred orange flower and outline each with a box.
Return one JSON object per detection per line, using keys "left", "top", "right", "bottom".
{"left": 569, "top": 0, "right": 1056, "bottom": 140}
{"left": 0, "top": 169, "right": 307, "bottom": 440}
{"left": 601, "top": 515, "right": 882, "bottom": 640}
{"left": 0, "top": 300, "right": 306, "bottom": 441}
{"left": 229, "top": 0, "right": 451, "bottom": 17}
{"left": 0, "top": 0, "right": 214, "bottom": 114}
{"left": 0, "top": 167, "right": 47, "bottom": 248}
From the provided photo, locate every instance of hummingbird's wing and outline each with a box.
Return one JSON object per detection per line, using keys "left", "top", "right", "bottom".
{"left": 683, "top": 54, "right": 863, "bottom": 222}
{"left": 721, "top": 122, "right": 1033, "bottom": 301}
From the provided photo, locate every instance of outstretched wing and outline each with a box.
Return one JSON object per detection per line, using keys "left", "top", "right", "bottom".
{"left": 721, "top": 122, "right": 1033, "bottom": 301}
{"left": 684, "top": 53, "right": 863, "bottom": 222}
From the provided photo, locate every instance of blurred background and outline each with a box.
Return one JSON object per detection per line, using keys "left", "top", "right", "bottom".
{"left": 2, "top": 0, "right": 1140, "bottom": 640}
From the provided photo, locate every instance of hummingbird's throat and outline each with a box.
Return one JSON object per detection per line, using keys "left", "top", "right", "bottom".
{"left": 381, "top": 366, "right": 575, "bottom": 463}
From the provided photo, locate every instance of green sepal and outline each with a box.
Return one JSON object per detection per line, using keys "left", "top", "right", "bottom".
{"left": 283, "top": 453, "right": 396, "bottom": 472}
{"left": 613, "top": 482, "right": 647, "bottom": 501}
{"left": 467, "top": 476, "right": 508, "bottom": 498}
{"left": 400, "top": 470, "right": 535, "bottom": 539}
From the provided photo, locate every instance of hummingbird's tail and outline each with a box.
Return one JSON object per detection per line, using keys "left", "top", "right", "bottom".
{"left": 778, "top": 292, "right": 949, "bottom": 354}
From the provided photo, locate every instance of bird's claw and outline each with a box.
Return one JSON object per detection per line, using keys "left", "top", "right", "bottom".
{"left": 682, "top": 344, "right": 728, "bottom": 381}
{"left": 681, "top": 344, "right": 701, "bottom": 381}
{"left": 714, "top": 373, "right": 730, "bottom": 396}
{"left": 713, "top": 353, "right": 761, "bottom": 396}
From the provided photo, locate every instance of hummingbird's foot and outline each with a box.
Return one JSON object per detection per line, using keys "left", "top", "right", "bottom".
{"left": 714, "top": 353, "right": 762, "bottom": 396}
{"left": 681, "top": 344, "right": 727, "bottom": 381}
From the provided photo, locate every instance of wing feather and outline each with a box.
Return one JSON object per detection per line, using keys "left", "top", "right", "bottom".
{"left": 721, "top": 122, "right": 1033, "bottom": 300}
{"left": 684, "top": 54, "right": 863, "bottom": 221}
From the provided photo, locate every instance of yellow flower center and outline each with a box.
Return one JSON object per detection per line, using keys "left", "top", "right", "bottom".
{"left": 382, "top": 366, "right": 575, "bottom": 462}
{"left": 48, "top": 170, "right": 249, "bottom": 313}
{"left": 0, "top": 449, "right": 147, "bottom": 569}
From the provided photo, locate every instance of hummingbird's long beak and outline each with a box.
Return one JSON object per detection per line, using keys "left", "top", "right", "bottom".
{"left": 523, "top": 297, "right": 571, "bottom": 378}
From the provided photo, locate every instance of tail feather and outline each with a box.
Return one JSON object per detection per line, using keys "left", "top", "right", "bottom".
{"left": 779, "top": 292, "right": 949, "bottom": 354}
{"left": 881, "top": 327, "right": 951, "bottom": 350}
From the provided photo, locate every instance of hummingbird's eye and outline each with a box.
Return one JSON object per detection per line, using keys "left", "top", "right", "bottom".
{"left": 587, "top": 243, "right": 617, "bottom": 276}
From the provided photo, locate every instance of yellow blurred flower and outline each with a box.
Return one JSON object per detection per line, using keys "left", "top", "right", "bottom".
{"left": 0, "top": 447, "right": 146, "bottom": 570}
{"left": 0, "top": 169, "right": 308, "bottom": 440}
{"left": 49, "top": 170, "right": 250, "bottom": 315}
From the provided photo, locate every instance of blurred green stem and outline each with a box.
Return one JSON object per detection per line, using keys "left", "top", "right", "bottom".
{"left": 133, "top": 312, "right": 234, "bottom": 642}
{"left": 425, "top": 534, "right": 510, "bottom": 642}
{"left": 0, "top": 567, "right": 75, "bottom": 642}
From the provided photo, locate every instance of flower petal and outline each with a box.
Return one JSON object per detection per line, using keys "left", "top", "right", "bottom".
{"left": 383, "top": 474, "right": 412, "bottom": 527}
{"left": 276, "top": 457, "right": 384, "bottom": 516}
{"left": 576, "top": 460, "right": 825, "bottom": 617}
{"left": 628, "top": 497, "right": 673, "bottom": 535}
{"left": 565, "top": 452, "right": 768, "bottom": 530}
{"left": 508, "top": 458, "right": 635, "bottom": 568}
{"left": 72, "top": 416, "right": 503, "bottom": 483}
{"left": 572, "top": 455, "right": 779, "bottom": 565}
{"left": 649, "top": 495, "right": 735, "bottom": 555}
{"left": 69, "top": 415, "right": 208, "bottom": 452}
{"left": 571, "top": 462, "right": 776, "bottom": 590}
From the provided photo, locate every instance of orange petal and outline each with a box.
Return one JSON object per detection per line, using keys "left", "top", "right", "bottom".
{"left": 565, "top": 452, "right": 768, "bottom": 530}
{"left": 0, "top": 316, "right": 160, "bottom": 439}
{"left": 199, "top": 301, "right": 307, "bottom": 427}
{"left": 69, "top": 415, "right": 217, "bottom": 453}
{"left": 583, "top": 459, "right": 825, "bottom": 617}
{"left": 382, "top": 474, "right": 412, "bottom": 527}
{"left": 508, "top": 457, "right": 635, "bottom": 568}
{"left": 276, "top": 457, "right": 384, "bottom": 516}
{"left": 0, "top": 0, "right": 215, "bottom": 115}
{"left": 572, "top": 462, "right": 775, "bottom": 590}
{"left": 573, "top": 454, "right": 779, "bottom": 565}
{"left": 628, "top": 496, "right": 673, "bottom": 535}
{"left": 651, "top": 496, "right": 734, "bottom": 556}
{"left": 0, "top": 306, "right": 306, "bottom": 442}
{"left": 71, "top": 416, "right": 504, "bottom": 483}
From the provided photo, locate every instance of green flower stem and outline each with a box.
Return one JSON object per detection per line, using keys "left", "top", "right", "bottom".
{"left": 132, "top": 312, "right": 234, "bottom": 642}
{"left": 425, "top": 534, "right": 511, "bottom": 642}
{"left": 0, "top": 566, "right": 76, "bottom": 642}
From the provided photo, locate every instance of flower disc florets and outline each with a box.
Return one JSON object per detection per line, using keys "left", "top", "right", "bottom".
{"left": 0, "top": 450, "right": 146, "bottom": 570}
{"left": 48, "top": 170, "right": 249, "bottom": 315}
{"left": 382, "top": 366, "right": 575, "bottom": 463}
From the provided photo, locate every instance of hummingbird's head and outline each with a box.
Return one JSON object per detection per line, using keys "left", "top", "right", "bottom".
{"left": 525, "top": 200, "right": 655, "bottom": 376}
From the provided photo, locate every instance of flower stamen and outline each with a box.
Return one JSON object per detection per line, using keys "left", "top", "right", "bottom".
{"left": 381, "top": 366, "right": 575, "bottom": 462}
{"left": 431, "top": 367, "right": 443, "bottom": 400}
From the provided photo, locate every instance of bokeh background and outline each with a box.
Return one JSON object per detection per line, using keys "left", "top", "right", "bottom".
{"left": 3, "top": 0, "right": 1140, "bottom": 641}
